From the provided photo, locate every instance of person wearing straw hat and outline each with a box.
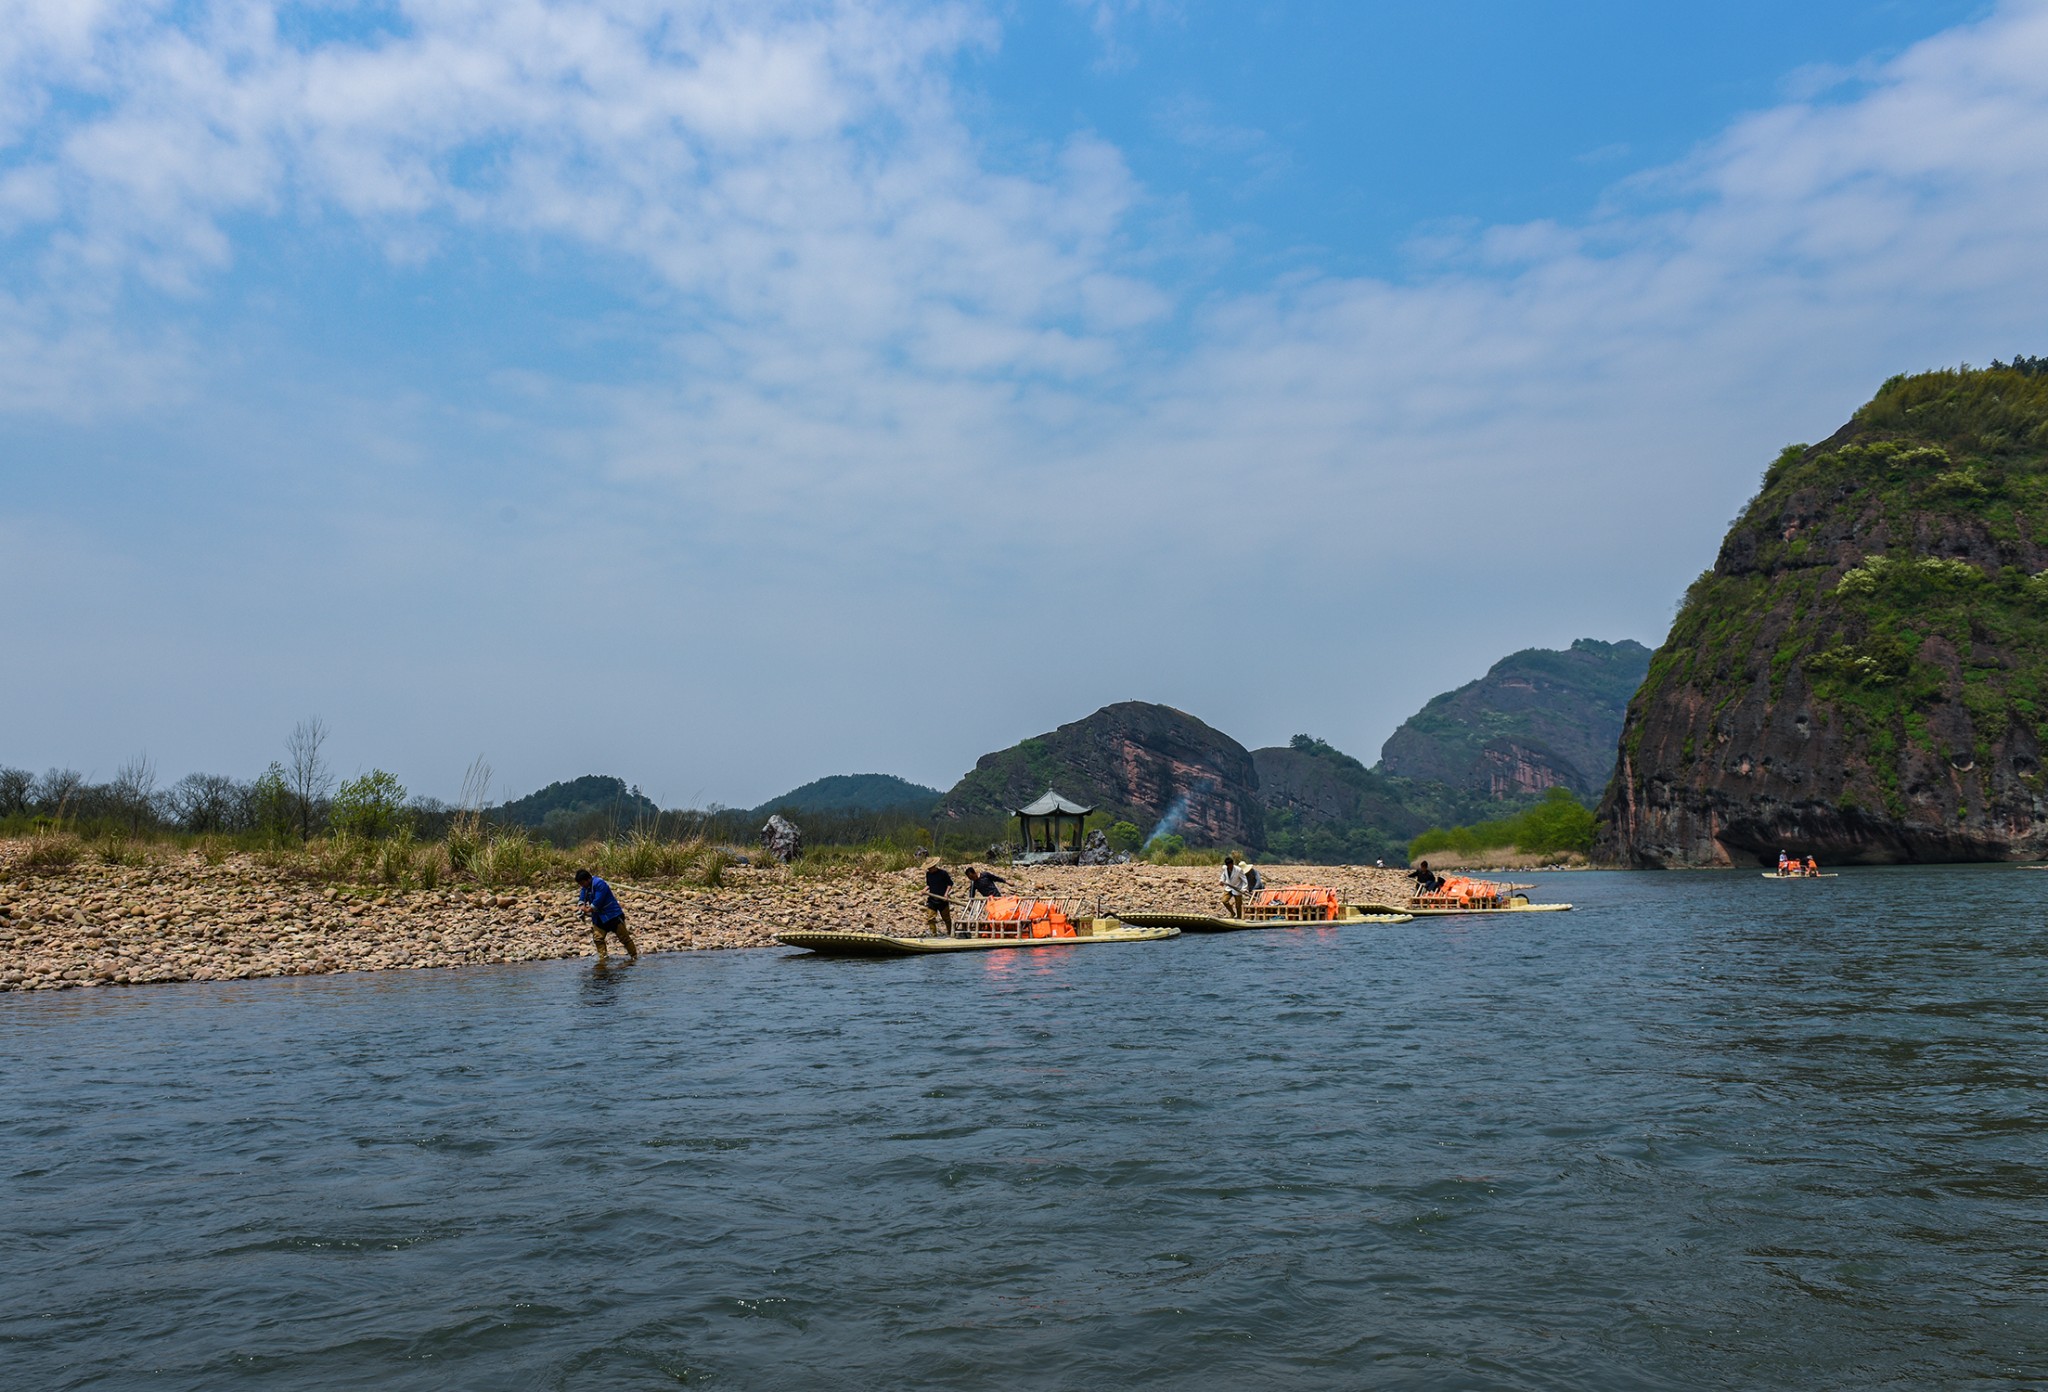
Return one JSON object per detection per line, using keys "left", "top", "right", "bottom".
{"left": 924, "top": 862, "right": 956, "bottom": 936}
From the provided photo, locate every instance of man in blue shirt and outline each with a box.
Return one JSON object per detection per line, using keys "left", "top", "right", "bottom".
{"left": 574, "top": 869, "right": 638, "bottom": 964}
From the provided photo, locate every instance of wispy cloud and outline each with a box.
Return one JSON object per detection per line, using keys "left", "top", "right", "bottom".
{"left": 7, "top": 0, "right": 2048, "bottom": 797}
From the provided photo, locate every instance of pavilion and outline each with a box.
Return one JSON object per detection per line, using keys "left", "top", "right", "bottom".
{"left": 1013, "top": 790, "right": 1095, "bottom": 858}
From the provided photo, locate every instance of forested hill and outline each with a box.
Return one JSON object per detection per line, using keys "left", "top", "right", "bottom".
{"left": 496, "top": 776, "right": 659, "bottom": 832}
{"left": 752, "top": 774, "right": 941, "bottom": 818}
{"left": 1378, "top": 639, "right": 1652, "bottom": 801}
{"left": 1599, "top": 361, "right": 2048, "bottom": 866}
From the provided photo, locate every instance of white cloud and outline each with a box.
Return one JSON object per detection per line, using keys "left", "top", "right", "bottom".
{"left": 8, "top": 0, "right": 2048, "bottom": 794}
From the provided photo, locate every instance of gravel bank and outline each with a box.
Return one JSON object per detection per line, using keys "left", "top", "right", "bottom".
{"left": 0, "top": 844, "right": 1425, "bottom": 992}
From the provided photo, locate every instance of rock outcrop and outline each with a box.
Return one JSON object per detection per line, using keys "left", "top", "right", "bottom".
{"left": 1598, "top": 364, "right": 2048, "bottom": 866}
{"left": 938, "top": 701, "right": 1265, "bottom": 849}
{"left": 759, "top": 815, "right": 803, "bottom": 863}
{"left": 1380, "top": 639, "right": 1652, "bottom": 800}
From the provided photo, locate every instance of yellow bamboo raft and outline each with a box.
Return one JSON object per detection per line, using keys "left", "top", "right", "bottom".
{"left": 1365, "top": 875, "right": 1573, "bottom": 917}
{"left": 1118, "top": 908, "right": 1413, "bottom": 933}
{"left": 776, "top": 895, "right": 1178, "bottom": 957}
{"left": 775, "top": 919, "right": 1176, "bottom": 957}
{"left": 1121, "top": 883, "right": 1413, "bottom": 934}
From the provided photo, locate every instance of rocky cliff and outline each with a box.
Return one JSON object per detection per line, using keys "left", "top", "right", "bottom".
{"left": 1380, "top": 639, "right": 1651, "bottom": 800}
{"left": 1252, "top": 737, "right": 1507, "bottom": 864}
{"left": 938, "top": 701, "right": 1264, "bottom": 849}
{"left": 1598, "top": 364, "right": 2048, "bottom": 866}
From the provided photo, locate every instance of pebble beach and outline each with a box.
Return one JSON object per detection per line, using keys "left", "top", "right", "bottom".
{"left": 0, "top": 842, "right": 1425, "bottom": 992}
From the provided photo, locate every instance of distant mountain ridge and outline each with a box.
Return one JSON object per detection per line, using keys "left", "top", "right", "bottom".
{"left": 752, "top": 773, "right": 941, "bottom": 818}
{"left": 937, "top": 701, "right": 1264, "bottom": 848}
{"left": 934, "top": 640, "right": 1650, "bottom": 858}
{"left": 1379, "top": 638, "right": 1652, "bottom": 800}
{"left": 1251, "top": 736, "right": 1515, "bottom": 865}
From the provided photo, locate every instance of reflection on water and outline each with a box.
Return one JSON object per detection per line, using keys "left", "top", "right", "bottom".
{"left": 3, "top": 866, "right": 2046, "bottom": 1390}
{"left": 579, "top": 958, "right": 638, "bottom": 1006}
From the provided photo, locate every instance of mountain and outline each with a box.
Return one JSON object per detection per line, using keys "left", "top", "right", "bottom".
{"left": 1379, "top": 638, "right": 1653, "bottom": 800}
{"left": 496, "top": 775, "right": 659, "bottom": 832}
{"left": 937, "top": 701, "right": 1264, "bottom": 849}
{"left": 752, "top": 773, "right": 941, "bottom": 818}
{"left": 1599, "top": 363, "right": 2048, "bottom": 866}
{"left": 1252, "top": 736, "right": 1512, "bottom": 864}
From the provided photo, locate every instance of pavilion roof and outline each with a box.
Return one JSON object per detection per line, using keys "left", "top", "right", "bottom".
{"left": 1015, "top": 789, "right": 1094, "bottom": 817}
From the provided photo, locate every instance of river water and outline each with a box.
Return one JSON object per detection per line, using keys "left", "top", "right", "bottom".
{"left": 4, "top": 867, "right": 2045, "bottom": 1389}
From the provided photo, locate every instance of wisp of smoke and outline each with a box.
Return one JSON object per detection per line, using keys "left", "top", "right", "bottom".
{"left": 1144, "top": 779, "right": 1214, "bottom": 848}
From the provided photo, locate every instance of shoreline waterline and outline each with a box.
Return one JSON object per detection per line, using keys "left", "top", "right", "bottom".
{"left": 0, "top": 843, "right": 1423, "bottom": 992}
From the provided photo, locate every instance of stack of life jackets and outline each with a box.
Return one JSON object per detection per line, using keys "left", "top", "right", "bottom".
{"left": 980, "top": 897, "right": 1077, "bottom": 938}
{"left": 1249, "top": 885, "right": 1343, "bottom": 921}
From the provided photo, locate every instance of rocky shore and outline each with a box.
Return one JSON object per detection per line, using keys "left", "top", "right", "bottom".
{"left": 0, "top": 844, "right": 1426, "bottom": 992}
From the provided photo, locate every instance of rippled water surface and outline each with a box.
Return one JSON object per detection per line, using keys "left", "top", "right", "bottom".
{"left": 6, "top": 868, "right": 2048, "bottom": 1389}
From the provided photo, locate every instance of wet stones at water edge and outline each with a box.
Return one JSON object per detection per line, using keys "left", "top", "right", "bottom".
{"left": 0, "top": 846, "right": 1422, "bottom": 990}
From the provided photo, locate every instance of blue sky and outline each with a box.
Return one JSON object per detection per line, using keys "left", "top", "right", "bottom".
{"left": 3, "top": 0, "right": 2044, "bottom": 808}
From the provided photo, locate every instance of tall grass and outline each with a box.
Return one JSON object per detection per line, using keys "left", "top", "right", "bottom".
{"left": 789, "top": 842, "right": 925, "bottom": 880}
{"left": 18, "top": 833, "right": 83, "bottom": 873}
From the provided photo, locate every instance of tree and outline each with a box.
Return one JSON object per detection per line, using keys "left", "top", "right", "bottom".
{"left": 249, "top": 763, "right": 297, "bottom": 843}
{"left": 34, "top": 768, "right": 83, "bottom": 817}
{"left": 331, "top": 770, "right": 409, "bottom": 839}
{"left": 110, "top": 752, "right": 158, "bottom": 833}
{"left": 168, "top": 773, "right": 245, "bottom": 833}
{"left": 1106, "top": 820, "right": 1142, "bottom": 852}
{"left": 0, "top": 767, "right": 32, "bottom": 817}
{"left": 284, "top": 716, "right": 335, "bottom": 839}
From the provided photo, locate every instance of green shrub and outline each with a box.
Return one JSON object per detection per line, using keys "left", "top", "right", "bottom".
{"left": 331, "top": 770, "right": 409, "bottom": 839}
{"left": 1408, "top": 787, "right": 1594, "bottom": 860}
{"left": 1106, "top": 821, "right": 1142, "bottom": 852}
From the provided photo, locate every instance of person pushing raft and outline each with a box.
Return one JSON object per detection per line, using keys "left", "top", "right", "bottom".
{"left": 1218, "top": 855, "right": 1247, "bottom": 918}
{"left": 924, "top": 862, "right": 956, "bottom": 936}
{"left": 574, "top": 868, "right": 637, "bottom": 964}
{"left": 965, "top": 866, "right": 1008, "bottom": 902}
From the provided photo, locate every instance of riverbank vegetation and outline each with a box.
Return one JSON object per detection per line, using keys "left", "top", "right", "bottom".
{"left": 1407, "top": 787, "right": 1596, "bottom": 863}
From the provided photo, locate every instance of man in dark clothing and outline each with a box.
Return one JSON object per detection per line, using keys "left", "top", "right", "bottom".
{"left": 924, "top": 863, "right": 956, "bottom": 935}
{"left": 1407, "top": 860, "right": 1442, "bottom": 895}
{"left": 965, "top": 866, "right": 1008, "bottom": 901}
{"left": 575, "top": 869, "right": 638, "bottom": 964}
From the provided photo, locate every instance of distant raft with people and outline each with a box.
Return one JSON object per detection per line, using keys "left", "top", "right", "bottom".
{"left": 1364, "top": 875, "right": 1573, "bottom": 916}
{"left": 775, "top": 895, "right": 1178, "bottom": 956}
{"left": 1120, "top": 884, "right": 1414, "bottom": 934}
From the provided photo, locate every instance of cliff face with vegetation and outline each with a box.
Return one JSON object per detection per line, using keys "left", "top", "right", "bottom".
{"left": 1598, "top": 365, "right": 2048, "bottom": 866}
{"left": 1380, "top": 639, "right": 1652, "bottom": 800}
{"left": 938, "top": 702, "right": 1264, "bottom": 849}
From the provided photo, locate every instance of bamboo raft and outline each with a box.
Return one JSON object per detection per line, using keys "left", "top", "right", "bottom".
{"left": 1372, "top": 875, "right": 1573, "bottom": 916}
{"left": 1121, "top": 884, "right": 1414, "bottom": 934}
{"left": 775, "top": 895, "right": 1179, "bottom": 957}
